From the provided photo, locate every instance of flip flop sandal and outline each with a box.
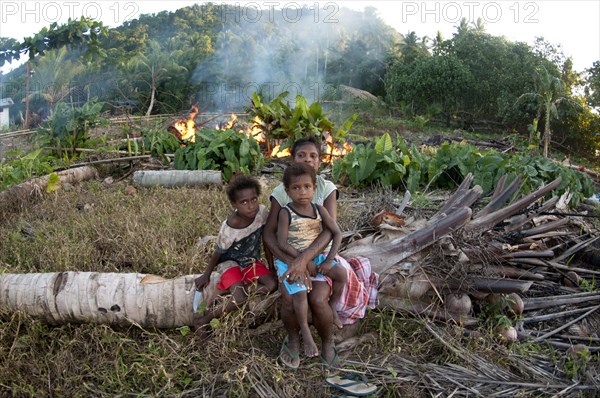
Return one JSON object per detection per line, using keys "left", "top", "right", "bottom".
{"left": 325, "top": 373, "right": 378, "bottom": 397}
{"left": 279, "top": 336, "right": 300, "bottom": 370}
{"left": 320, "top": 345, "right": 339, "bottom": 372}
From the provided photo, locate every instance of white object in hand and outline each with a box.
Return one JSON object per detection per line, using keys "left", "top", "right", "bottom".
{"left": 192, "top": 290, "right": 203, "bottom": 313}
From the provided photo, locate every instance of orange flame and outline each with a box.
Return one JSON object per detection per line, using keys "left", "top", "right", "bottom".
{"left": 246, "top": 115, "right": 266, "bottom": 143}
{"left": 170, "top": 105, "right": 198, "bottom": 143}
{"left": 321, "top": 132, "right": 352, "bottom": 163}
{"left": 270, "top": 144, "right": 291, "bottom": 158}
{"left": 217, "top": 113, "right": 238, "bottom": 130}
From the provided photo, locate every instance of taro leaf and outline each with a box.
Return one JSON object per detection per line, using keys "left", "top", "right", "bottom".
{"left": 46, "top": 173, "right": 60, "bottom": 193}
{"left": 375, "top": 133, "right": 393, "bottom": 153}
{"left": 473, "top": 171, "right": 494, "bottom": 193}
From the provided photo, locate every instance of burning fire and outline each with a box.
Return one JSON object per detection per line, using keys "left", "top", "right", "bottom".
{"left": 216, "top": 113, "right": 238, "bottom": 130}
{"left": 270, "top": 144, "right": 291, "bottom": 158}
{"left": 321, "top": 132, "right": 352, "bottom": 163}
{"left": 169, "top": 109, "right": 352, "bottom": 163}
{"left": 170, "top": 105, "right": 198, "bottom": 143}
{"left": 245, "top": 116, "right": 266, "bottom": 143}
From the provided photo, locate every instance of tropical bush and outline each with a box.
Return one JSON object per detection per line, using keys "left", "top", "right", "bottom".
{"left": 247, "top": 92, "right": 357, "bottom": 153}
{"left": 333, "top": 137, "right": 595, "bottom": 206}
{"left": 37, "top": 100, "right": 107, "bottom": 158}
{"left": 173, "top": 128, "right": 263, "bottom": 181}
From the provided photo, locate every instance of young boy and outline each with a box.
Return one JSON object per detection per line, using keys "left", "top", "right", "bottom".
{"left": 193, "top": 175, "right": 277, "bottom": 337}
{"left": 275, "top": 163, "right": 347, "bottom": 357}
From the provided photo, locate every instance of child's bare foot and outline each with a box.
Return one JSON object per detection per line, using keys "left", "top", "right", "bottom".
{"left": 300, "top": 326, "right": 319, "bottom": 357}
{"left": 331, "top": 304, "right": 343, "bottom": 329}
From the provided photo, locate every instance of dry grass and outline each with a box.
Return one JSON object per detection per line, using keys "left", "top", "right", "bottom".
{"left": 1, "top": 172, "right": 599, "bottom": 397}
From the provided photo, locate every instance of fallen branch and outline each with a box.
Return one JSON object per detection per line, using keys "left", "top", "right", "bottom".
{"left": 341, "top": 207, "right": 472, "bottom": 274}
{"left": 464, "top": 177, "right": 562, "bottom": 234}
{"left": 524, "top": 292, "right": 600, "bottom": 310}
{"left": 530, "top": 305, "right": 600, "bottom": 343}
{"left": 0, "top": 166, "right": 98, "bottom": 209}
{"left": 521, "top": 304, "right": 600, "bottom": 323}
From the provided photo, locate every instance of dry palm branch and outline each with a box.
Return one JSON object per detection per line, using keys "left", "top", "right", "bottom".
{"left": 0, "top": 173, "right": 598, "bottom": 337}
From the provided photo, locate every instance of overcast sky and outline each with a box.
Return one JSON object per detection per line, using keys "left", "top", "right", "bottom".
{"left": 1, "top": 1, "right": 599, "bottom": 73}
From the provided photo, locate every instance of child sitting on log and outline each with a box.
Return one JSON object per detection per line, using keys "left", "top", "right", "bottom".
{"left": 193, "top": 175, "right": 277, "bottom": 338}
{"left": 275, "top": 163, "right": 347, "bottom": 357}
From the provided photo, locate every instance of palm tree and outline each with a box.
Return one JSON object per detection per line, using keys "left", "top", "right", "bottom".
{"left": 473, "top": 17, "right": 486, "bottom": 34}
{"left": 398, "top": 31, "right": 428, "bottom": 64}
{"left": 124, "top": 40, "right": 187, "bottom": 116}
{"left": 518, "top": 65, "right": 578, "bottom": 157}
{"left": 29, "top": 47, "right": 85, "bottom": 111}
{"left": 455, "top": 18, "right": 471, "bottom": 36}
{"left": 431, "top": 31, "right": 444, "bottom": 54}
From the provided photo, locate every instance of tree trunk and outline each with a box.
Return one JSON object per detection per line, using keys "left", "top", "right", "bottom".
{"left": 543, "top": 102, "right": 551, "bottom": 157}
{"left": 24, "top": 62, "right": 31, "bottom": 129}
{"left": 132, "top": 170, "right": 222, "bottom": 188}
{"left": 0, "top": 272, "right": 197, "bottom": 327}
{"left": 0, "top": 166, "right": 98, "bottom": 208}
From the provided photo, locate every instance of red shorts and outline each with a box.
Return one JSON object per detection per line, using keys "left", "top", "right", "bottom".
{"left": 217, "top": 260, "right": 272, "bottom": 291}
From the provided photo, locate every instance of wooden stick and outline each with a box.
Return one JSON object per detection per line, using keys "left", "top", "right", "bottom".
{"left": 503, "top": 197, "right": 559, "bottom": 233}
{"left": 474, "top": 174, "right": 521, "bottom": 219}
{"left": 553, "top": 236, "right": 600, "bottom": 263}
{"left": 517, "top": 218, "right": 570, "bottom": 238}
{"left": 521, "top": 305, "right": 599, "bottom": 323}
{"left": 555, "top": 334, "right": 600, "bottom": 343}
{"left": 543, "top": 340, "right": 600, "bottom": 352}
{"left": 67, "top": 155, "right": 151, "bottom": 168}
{"left": 545, "top": 261, "right": 600, "bottom": 277}
{"left": 509, "top": 259, "right": 600, "bottom": 277}
{"left": 482, "top": 265, "right": 545, "bottom": 281}
{"left": 531, "top": 305, "right": 600, "bottom": 343}
{"left": 524, "top": 292, "right": 600, "bottom": 310}
{"left": 501, "top": 250, "right": 555, "bottom": 259}
{"left": 464, "top": 177, "right": 562, "bottom": 234}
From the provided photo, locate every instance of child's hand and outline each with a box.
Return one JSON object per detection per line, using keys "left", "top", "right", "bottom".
{"left": 194, "top": 274, "right": 209, "bottom": 290}
{"left": 319, "top": 260, "right": 333, "bottom": 275}
{"left": 307, "top": 261, "right": 317, "bottom": 277}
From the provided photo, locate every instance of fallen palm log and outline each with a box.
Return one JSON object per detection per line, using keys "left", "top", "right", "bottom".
{"left": 0, "top": 272, "right": 197, "bottom": 327}
{"left": 133, "top": 170, "right": 222, "bottom": 187}
{"left": 0, "top": 271, "right": 276, "bottom": 328}
{"left": 0, "top": 166, "right": 98, "bottom": 210}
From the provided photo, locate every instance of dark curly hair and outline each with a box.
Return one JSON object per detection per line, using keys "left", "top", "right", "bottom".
{"left": 291, "top": 136, "right": 321, "bottom": 157}
{"left": 226, "top": 175, "right": 261, "bottom": 202}
{"left": 282, "top": 163, "right": 316, "bottom": 188}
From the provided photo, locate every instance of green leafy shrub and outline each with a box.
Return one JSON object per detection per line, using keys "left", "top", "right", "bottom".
{"left": 333, "top": 138, "right": 594, "bottom": 206}
{"left": 333, "top": 133, "right": 406, "bottom": 187}
{"left": 0, "top": 148, "right": 55, "bottom": 191}
{"left": 173, "top": 128, "right": 263, "bottom": 181}
{"left": 247, "top": 92, "right": 357, "bottom": 153}
{"left": 37, "top": 100, "right": 107, "bottom": 158}
{"left": 142, "top": 127, "right": 181, "bottom": 163}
